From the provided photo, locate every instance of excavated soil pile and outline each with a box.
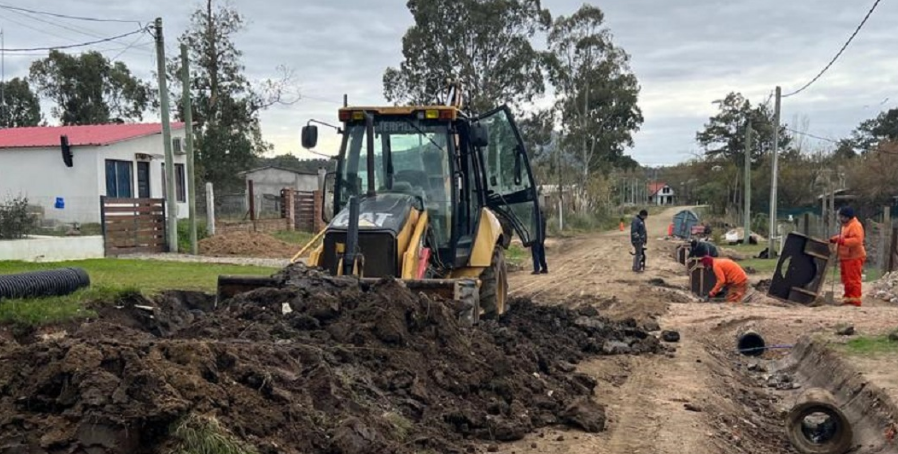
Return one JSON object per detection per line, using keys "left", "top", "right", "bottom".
{"left": 198, "top": 231, "right": 295, "bottom": 258}
{"left": 0, "top": 265, "right": 663, "bottom": 454}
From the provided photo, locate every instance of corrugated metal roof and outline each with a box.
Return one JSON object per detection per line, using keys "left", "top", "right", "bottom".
{"left": 0, "top": 122, "right": 186, "bottom": 149}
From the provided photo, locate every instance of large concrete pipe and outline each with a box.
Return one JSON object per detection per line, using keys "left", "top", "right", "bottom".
{"left": 785, "top": 387, "right": 853, "bottom": 454}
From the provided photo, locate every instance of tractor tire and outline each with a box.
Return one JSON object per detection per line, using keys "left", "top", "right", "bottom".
{"left": 480, "top": 245, "right": 509, "bottom": 319}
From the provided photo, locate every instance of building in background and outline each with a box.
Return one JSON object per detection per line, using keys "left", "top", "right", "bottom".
{"left": 648, "top": 182, "right": 675, "bottom": 206}
{"left": 0, "top": 123, "right": 188, "bottom": 225}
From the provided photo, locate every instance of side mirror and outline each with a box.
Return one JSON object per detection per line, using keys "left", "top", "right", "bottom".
{"left": 301, "top": 125, "right": 318, "bottom": 149}
{"left": 321, "top": 171, "right": 336, "bottom": 222}
{"left": 470, "top": 123, "right": 489, "bottom": 147}
{"left": 514, "top": 147, "right": 523, "bottom": 185}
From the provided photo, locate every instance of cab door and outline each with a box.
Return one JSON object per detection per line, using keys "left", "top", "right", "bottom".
{"left": 475, "top": 105, "right": 541, "bottom": 247}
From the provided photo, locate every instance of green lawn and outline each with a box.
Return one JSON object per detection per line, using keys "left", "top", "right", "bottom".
{"left": 271, "top": 230, "right": 318, "bottom": 246}
{"left": 841, "top": 334, "right": 898, "bottom": 356}
{"left": 0, "top": 259, "right": 279, "bottom": 327}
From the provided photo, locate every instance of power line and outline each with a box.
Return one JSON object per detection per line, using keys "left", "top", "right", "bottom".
{"left": 782, "top": 0, "right": 882, "bottom": 98}
{"left": 784, "top": 127, "right": 839, "bottom": 144}
{"left": 1, "top": 28, "right": 147, "bottom": 52}
{"left": 0, "top": 3, "right": 142, "bottom": 25}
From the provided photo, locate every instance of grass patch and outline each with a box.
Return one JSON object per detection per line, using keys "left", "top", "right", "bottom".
{"left": 170, "top": 414, "right": 257, "bottom": 454}
{"left": 841, "top": 335, "right": 898, "bottom": 356}
{"left": 506, "top": 243, "right": 528, "bottom": 268}
{"left": 739, "top": 258, "right": 780, "bottom": 275}
{"left": 271, "top": 230, "right": 318, "bottom": 246}
{"left": 0, "top": 259, "right": 278, "bottom": 294}
{"left": 0, "top": 285, "right": 140, "bottom": 326}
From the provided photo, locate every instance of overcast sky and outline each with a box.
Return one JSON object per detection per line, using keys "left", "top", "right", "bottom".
{"left": 2, "top": 0, "right": 896, "bottom": 166}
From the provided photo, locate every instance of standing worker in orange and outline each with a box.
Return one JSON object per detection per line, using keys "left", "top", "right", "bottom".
{"left": 701, "top": 256, "right": 749, "bottom": 303}
{"left": 829, "top": 206, "right": 866, "bottom": 306}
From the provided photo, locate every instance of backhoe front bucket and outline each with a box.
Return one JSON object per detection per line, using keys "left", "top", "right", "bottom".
{"left": 216, "top": 274, "right": 481, "bottom": 325}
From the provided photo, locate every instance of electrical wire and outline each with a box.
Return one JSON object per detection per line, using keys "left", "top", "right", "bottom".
{"left": 0, "top": 12, "right": 76, "bottom": 42}
{"left": 784, "top": 127, "right": 839, "bottom": 144}
{"left": 1, "top": 27, "right": 147, "bottom": 52}
{"left": 1, "top": 6, "right": 153, "bottom": 56}
{"left": 0, "top": 3, "right": 142, "bottom": 25}
{"left": 783, "top": 0, "right": 882, "bottom": 98}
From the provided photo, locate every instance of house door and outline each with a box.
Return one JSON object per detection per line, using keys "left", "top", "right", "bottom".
{"left": 137, "top": 161, "right": 150, "bottom": 198}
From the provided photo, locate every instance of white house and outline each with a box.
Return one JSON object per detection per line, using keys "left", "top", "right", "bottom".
{"left": 239, "top": 165, "right": 321, "bottom": 196}
{"left": 648, "top": 182, "right": 675, "bottom": 206}
{"left": 0, "top": 123, "right": 189, "bottom": 225}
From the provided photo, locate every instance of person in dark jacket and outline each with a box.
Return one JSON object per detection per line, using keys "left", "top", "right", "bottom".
{"left": 531, "top": 204, "right": 548, "bottom": 274}
{"left": 688, "top": 239, "right": 719, "bottom": 259}
{"left": 631, "top": 209, "right": 648, "bottom": 272}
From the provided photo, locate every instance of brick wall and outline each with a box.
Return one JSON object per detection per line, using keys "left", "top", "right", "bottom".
{"left": 216, "top": 218, "right": 288, "bottom": 235}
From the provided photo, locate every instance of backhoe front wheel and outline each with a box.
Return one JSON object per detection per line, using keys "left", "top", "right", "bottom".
{"left": 480, "top": 245, "right": 508, "bottom": 319}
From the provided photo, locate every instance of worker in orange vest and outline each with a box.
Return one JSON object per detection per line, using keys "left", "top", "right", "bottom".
{"left": 829, "top": 206, "right": 866, "bottom": 306}
{"left": 702, "top": 256, "right": 748, "bottom": 303}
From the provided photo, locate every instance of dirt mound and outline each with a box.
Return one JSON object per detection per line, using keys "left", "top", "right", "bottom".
{"left": 198, "top": 231, "right": 296, "bottom": 258}
{"left": 0, "top": 264, "right": 664, "bottom": 454}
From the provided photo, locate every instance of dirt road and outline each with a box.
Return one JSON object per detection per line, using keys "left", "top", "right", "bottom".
{"left": 500, "top": 206, "right": 898, "bottom": 454}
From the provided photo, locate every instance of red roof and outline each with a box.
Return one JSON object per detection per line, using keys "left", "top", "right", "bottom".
{"left": 0, "top": 122, "right": 185, "bottom": 149}
{"left": 647, "top": 182, "right": 668, "bottom": 196}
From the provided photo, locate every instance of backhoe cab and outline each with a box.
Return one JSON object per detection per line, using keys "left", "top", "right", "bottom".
{"left": 219, "top": 102, "right": 542, "bottom": 323}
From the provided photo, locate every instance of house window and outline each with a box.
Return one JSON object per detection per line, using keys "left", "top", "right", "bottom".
{"left": 175, "top": 163, "right": 186, "bottom": 202}
{"left": 137, "top": 161, "right": 150, "bottom": 198}
{"left": 105, "top": 160, "right": 133, "bottom": 198}
{"left": 173, "top": 138, "right": 182, "bottom": 153}
{"left": 161, "top": 163, "right": 187, "bottom": 202}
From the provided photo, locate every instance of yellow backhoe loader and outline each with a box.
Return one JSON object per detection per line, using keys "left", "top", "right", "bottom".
{"left": 217, "top": 85, "right": 542, "bottom": 323}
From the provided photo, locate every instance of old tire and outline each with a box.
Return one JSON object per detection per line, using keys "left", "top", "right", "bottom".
{"left": 480, "top": 246, "right": 508, "bottom": 319}
{"left": 785, "top": 388, "right": 853, "bottom": 454}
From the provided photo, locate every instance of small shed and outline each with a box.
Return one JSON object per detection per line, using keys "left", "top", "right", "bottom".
{"left": 238, "top": 166, "right": 320, "bottom": 196}
{"left": 672, "top": 209, "right": 700, "bottom": 238}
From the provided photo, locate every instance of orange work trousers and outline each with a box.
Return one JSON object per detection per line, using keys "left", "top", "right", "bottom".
{"left": 840, "top": 257, "right": 865, "bottom": 306}
{"left": 725, "top": 282, "right": 748, "bottom": 303}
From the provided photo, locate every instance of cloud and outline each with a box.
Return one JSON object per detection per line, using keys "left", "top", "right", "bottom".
{"left": 2, "top": 0, "right": 896, "bottom": 168}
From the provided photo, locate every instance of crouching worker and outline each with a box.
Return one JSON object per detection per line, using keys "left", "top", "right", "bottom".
{"left": 688, "top": 239, "right": 719, "bottom": 259}
{"left": 702, "top": 256, "right": 748, "bottom": 303}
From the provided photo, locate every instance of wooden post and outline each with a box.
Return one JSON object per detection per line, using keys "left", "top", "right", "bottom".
{"left": 205, "top": 182, "right": 215, "bottom": 235}
{"left": 248, "top": 179, "right": 256, "bottom": 222}
{"left": 285, "top": 188, "right": 296, "bottom": 231}
{"left": 883, "top": 206, "right": 891, "bottom": 274}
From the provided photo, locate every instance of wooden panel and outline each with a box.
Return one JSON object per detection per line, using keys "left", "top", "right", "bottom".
{"left": 106, "top": 245, "right": 166, "bottom": 255}
{"left": 104, "top": 197, "right": 164, "bottom": 205}
{"left": 101, "top": 196, "right": 168, "bottom": 256}
{"left": 103, "top": 205, "right": 164, "bottom": 214}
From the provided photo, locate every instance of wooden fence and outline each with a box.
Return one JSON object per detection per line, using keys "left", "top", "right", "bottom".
{"left": 281, "top": 189, "right": 324, "bottom": 233}
{"left": 100, "top": 197, "right": 167, "bottom": 256}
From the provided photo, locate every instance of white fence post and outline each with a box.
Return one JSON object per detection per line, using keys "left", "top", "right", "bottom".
{"left": 205, "top": 182, "right": 216, "bottom": 235}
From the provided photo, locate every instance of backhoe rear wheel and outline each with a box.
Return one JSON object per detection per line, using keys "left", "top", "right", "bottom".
{"left": 480, "top": 245, "right": 508, "bottom": 319}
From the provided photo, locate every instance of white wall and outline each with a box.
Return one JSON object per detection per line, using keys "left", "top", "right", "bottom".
{"left": 0, "top": 235, "right": 104, "bottom": 261}
{"left": 0, "top": 145, "right": 100, "bottom": 224}
{"left": 0, "top": 129, "right": 187, "bottom": 224}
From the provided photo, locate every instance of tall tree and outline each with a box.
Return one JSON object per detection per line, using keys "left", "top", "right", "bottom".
{"left": 383, "top": 0, "right": 551, "bottom": 114}
{"left": 29, "top": 50, "right": 152, "bottom": 125}
{"left": 544, "top": 5, "right": 643, "bottom": 178}
{"left": 696, "top": 92, "right": 790, "bottom": 164}
{"left": 0, "top": 78, "right": 41, "bottom": 127}
{"left": 846, "top": 108, "right": 898, "bottom": 153}
{"left": 169, "top": 0, "right": 296, "bottom": 192}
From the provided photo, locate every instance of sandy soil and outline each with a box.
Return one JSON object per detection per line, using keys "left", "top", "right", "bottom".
{"left": 498, "top": 206, "right": 898, "bottom": 454}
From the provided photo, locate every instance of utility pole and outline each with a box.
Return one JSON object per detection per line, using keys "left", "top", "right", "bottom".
{"left": 744, "top": 121, "right": 752, "bottom": 243}
{"left": 768, "top": 86, "right": 781, "bottom": 256}
{"left": 181, "top": 43, "right": 198, "bottom": 254}
{"left": 155, "top": 18, "right": 178, "bottom": 252}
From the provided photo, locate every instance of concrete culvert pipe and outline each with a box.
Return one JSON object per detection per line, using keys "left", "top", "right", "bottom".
{"left": 0, "top": 268, "right": 90, "bottom": 301}
{"left": 737, "top": 330, "right": 766, "bottom": 356}
{"left": 786, "top": 388, "right": 853, "bottom": 454}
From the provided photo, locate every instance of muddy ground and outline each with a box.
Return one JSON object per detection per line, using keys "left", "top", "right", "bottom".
{"left": 4, "top": 205, "right": 898, "bottom": 453}
{"left": 0, "top": 265, "right": 667, "bottom": 454}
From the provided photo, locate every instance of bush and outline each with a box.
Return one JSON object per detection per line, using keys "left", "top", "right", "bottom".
{"left": 0, "top": 195, "right": 36, "bottom": 239}
{"left": 177, "top": 218, "right": 209, "bottom": 253}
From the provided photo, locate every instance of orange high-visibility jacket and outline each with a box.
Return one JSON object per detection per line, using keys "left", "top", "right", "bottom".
{"left": 709, "top": 258, "right": 748, "bottom": 296}
{"left": 830, "top": 217, "right": 866, "bottom": 260}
